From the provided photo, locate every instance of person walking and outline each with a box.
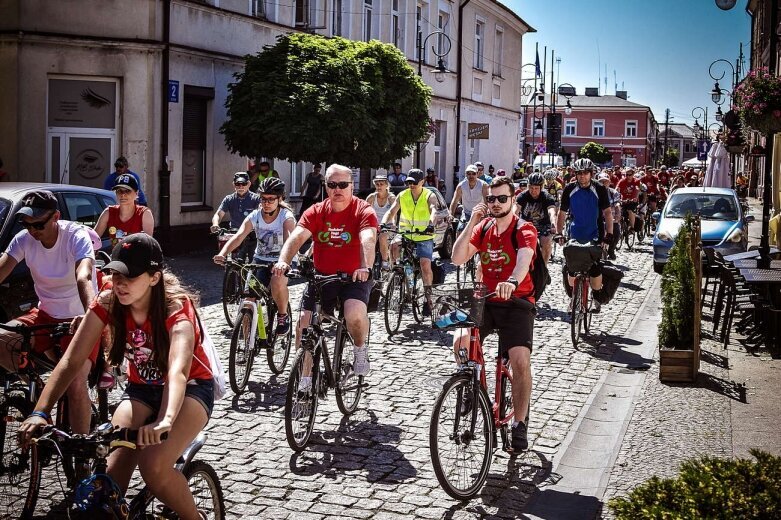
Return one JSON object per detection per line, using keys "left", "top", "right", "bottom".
{"left": 299, "top": 164, "right": 324, "bottom": 216}
{"left": 104, "top": 157, "right": 147, "bottom": 206}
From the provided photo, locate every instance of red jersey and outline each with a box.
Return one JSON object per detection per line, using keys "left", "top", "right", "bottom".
{"left": 617, "top": 177, "right": 641, "bottom": 202}
{"left": 106, "top": 205, "right": 147, "bottom": 247}
{"left": 299, "top": 197, "right": 378, "bottom": 275}
{"left": 89, "top": 297, "right": 212, "bottom": 385}
{"left": 469, "top": 216, "right": 537, "bottom": 303}
{"left": 640, "top": 174, "right": 660, "bottom": 195}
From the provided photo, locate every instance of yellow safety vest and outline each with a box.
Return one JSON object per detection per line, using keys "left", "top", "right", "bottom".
{"left": 399, "top": 188, "right": 433, "bottom": 242}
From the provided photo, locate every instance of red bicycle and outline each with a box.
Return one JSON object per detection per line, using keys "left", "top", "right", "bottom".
{"left": 428, "top": 282, "right": 525, "bottom": 500}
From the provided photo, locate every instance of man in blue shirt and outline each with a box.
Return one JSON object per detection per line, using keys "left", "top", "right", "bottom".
{"left": 211, "top": 172, "right": 261, "bottom": 261}
{"left": 103, "top": 157, "right": 147, "bottom": 206}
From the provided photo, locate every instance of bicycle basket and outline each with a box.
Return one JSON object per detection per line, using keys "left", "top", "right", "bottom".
{"left": 430, "top": 282, "right": 487, "bottom": 330}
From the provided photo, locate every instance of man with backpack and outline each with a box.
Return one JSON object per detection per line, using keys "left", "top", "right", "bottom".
{"left": 450, "top": 176, "right": 542, "bottom": 453}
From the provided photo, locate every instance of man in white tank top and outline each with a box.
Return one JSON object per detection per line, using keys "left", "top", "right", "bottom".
{"left": 449, "top": 164, "right": 488, "bottom": 233}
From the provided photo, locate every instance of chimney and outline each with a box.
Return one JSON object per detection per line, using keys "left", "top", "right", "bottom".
{"left": 584, "top": 87, "right": 599, "bottom": 97}
{"left": 558, "top": 85, "right": 576, "bottom": 97}
{"left": 616, "top": 90, "right": 628, "bottom": 100}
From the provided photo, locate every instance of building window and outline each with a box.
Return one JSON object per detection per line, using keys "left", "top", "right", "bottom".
{"left": 474, "top": 20, "right": 484, "bottom": 70}
{"left": 565, "top": 119, "right": 576, "bottom": 136}
{"left": 182, "top": 87, "right": 214, "bottom": 206}
{"left": 250, "top": 0, "right": 265, "bottom": 18}
{"left": 592, "top": 119, "right": 605, "bottom": 137}
{"left": 415, "top": 2, "right": 427, "bottom": 62}
{"left": 363, "top": 0, "right": 372, "bottom": 41}
{"left": 684, "top": 142, "right": 692, "bottom": 153}
{"left": 332, "top": 0, "right": 342, "bottom": 36}
{"left": 492, "top": 82, "right": 500, "bottom": 101}
{"left": 392, "top": 0, "right": 402, "bottom": 48}
{"left": 493, "top": 27, "right": 503, "bottom": 76}
{"left": 295, "top": 0, "right": 309, "bottom": 26}
{"left": 625, "top": 120, "right": 637, "bottom": 137}
{"left": 473, "top": 77, "right": 482, "bottom": 100}
{"left": 437, "top": 11, "right": 449, "bottom": 66}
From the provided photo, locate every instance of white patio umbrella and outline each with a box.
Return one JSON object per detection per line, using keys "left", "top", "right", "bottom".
{"left": 704, "top": 141, "right": 730, "bottom": 188}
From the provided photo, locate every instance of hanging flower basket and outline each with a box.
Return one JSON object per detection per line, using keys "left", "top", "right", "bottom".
{"left": 734, "top": 67, "right": 781, "bottom": 135}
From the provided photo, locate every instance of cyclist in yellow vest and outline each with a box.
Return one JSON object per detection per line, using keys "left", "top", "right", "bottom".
{"left": 381, "top": 168, "right": 439, "bottom": 316}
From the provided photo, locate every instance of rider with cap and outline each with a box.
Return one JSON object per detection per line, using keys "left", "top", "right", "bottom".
{"left": 516, "top": 172, "right": 557, "bottom": 264}
{"left": 424, "top": 167, "right": 446, "bottom": 194}
{"left": 211, "top": 172, "right": 261, "bottom": 261}
{"left": 449, "top": 164, "right": 489, "bottom": 234}
{"left": 475, "top": 162, "right": 492, "bottom": 184}
{"left": 382, "top": 169, "right": 439, "bottom": 316}
{"left": 368, "top": 172, "right": 397, "bottom": 269}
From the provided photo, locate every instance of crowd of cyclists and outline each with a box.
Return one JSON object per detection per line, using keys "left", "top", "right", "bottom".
{"left": 0, "top": 155, "right": 698, "bottom": 516}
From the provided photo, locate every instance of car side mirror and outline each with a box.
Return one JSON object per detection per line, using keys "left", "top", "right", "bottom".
{"left": 745, "top": 215, "right": 755, "bottom": 222}
{"left": 652, "top": 211, "right": 661, "bottom": 222}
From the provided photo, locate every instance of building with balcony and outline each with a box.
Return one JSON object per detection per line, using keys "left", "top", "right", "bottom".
{"left": 0, "top": 0, "right": 533, "bottom": 251}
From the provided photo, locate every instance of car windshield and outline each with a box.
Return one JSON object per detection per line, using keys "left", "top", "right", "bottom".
{"left": 665, "top": 193, "right": 738, "bottom": 220}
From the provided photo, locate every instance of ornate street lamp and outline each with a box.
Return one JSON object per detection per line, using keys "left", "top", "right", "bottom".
{"left": 415, "top": 30, "right": 452, "bottom": 167}
{"left": 708, "top": 58, "right": 736, "bottom": 105}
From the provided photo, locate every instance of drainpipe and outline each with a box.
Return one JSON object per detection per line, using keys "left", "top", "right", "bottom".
{"left": 453, "top": 0, "right": 472, "bottom": 187}
{"left": 158, "top": 0, "right": 172, "bottom": 247}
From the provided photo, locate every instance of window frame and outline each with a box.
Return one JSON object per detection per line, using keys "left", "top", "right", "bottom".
{"left": 493, "top": 25, "right": 503, "bottom": 77}
{"left": 625, "top": 120, "right": 638, "bottom": 138}
{"left": 592, "top": 119, "right": 605, "bottom": 137}
{"left": 565, "top": 118, "right": 577, "bottom": 136}
{"left": 474, "top": 18, "right": 485, "bottom": 70}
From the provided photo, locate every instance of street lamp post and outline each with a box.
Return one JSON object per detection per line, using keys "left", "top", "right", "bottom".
{"left": 416, "top": 30, "right": 452, "bottom": 168}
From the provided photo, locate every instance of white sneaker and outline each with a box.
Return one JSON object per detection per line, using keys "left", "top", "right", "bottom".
{"left": 298, "top": 376, "right": 312, "bottom": 394}
{"left": 353, "top": 346, "right": 370, "bottom": 377}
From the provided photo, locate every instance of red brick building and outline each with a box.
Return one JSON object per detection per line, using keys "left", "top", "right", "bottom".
{"left": 522, "top": 87, "right": 659, "bottom": 167}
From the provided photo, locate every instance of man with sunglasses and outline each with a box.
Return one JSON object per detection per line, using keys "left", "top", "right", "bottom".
{"left": 211, "top": 172, "right": 261, "bottom": 262}
{"left": 381, "top": 168, "right": 439, "bottom": 316}
{"left": 0, "top": 190, "right": 99, "bottom": 439}
{"left": 104, "top": 156, "right": 147, "bottom": 206}
{"left": 451, "top": 176, "right": 538, "bottom": 452}
{"left": 273, "top": 164, "right": 378, "bottom": 379}
{"left": 449, "top": 164, "right": 488, "bottom": 235}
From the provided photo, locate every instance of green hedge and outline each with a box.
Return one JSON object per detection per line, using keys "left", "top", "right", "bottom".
{"left": 609, "top": 449, "right": 781, "bottom": 519}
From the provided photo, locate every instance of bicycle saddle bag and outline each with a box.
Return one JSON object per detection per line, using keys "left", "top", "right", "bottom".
{"left": 562, "top": 240, "right": 602, "bottom": 274}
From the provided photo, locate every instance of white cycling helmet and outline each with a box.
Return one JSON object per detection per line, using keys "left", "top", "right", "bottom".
{"left": 543, "top": 169, "right": 558, "bottom": 181}
{"left": 572, "top": 158, "right": 595, "bottom": 172}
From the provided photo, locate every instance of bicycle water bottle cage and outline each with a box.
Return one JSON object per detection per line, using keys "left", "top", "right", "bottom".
{"left": 74, "top": 473, "right": 127, "bottom": 513}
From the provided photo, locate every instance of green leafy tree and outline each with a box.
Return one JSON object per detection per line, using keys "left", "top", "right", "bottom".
{"left": 658, "top": 213, "right": 695, "bottom": 349}
{"left": 221, "top": 33, "right": 432, "bottom": 168}
{"left": 663, "top": 148, "right": 680, "bottom": 167}
{"left": 578, "top": 141, "right": 612, "bottom": 164}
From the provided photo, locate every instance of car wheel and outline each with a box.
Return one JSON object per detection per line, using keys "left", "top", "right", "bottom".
{"left": 438, "top": 229, "right": 454, "bottom": 260}
{"left": 653, "top": 262, "right": 664, "bottom": 274}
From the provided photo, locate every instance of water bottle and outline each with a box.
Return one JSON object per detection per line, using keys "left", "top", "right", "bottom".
{"left": 435, "top": 310, "right": 469, "bottom": 328}
{"left": 404, "top": 264, "right": 414, "bottom": 289}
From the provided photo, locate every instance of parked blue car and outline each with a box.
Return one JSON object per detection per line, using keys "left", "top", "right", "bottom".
{"left": 652, "top": 187, "right": 753, "bottom": 273}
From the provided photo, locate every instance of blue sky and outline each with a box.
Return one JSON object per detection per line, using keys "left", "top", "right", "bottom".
{"left": 505, "top": 0, "right": 751, "bottom": 128}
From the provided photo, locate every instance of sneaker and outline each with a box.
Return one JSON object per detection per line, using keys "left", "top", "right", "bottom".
{"left": 422, "top": 302, "right": 432, "bottom": 317}
{"left": 608, "top": 252, "right": 617, "bottom": 260}
{"left": 298, "top": 376, "right": 312, "bottom": 394}
{"left": 275, "top": 313, "right": 291, "bottom": 335}
{"left": 511, "top": 421, "right": 528, "bottom": 452}
{"left": 592, "top": 300, "right": 602, "bottom": 314}
{"left": 353, "top": 346, "right": 370, "bottom": 377}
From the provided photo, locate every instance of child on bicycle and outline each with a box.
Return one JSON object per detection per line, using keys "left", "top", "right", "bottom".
{"left": 213, "top": 177, "right": 296, "bottom": 334}
{"left": 20, "top": 234, "right": 213, "bottom": 520}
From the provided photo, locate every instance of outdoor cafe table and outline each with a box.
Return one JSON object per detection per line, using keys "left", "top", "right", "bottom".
{"left": 723, "top": 248, "right": 780, "bottom": 262}
{"left": 730, "top": 259, "right": 781, "bottom": 269}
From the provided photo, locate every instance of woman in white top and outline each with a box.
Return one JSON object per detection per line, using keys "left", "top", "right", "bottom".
{"left": 367, "top": 173, "right": 396, "bottom": 267}
{"left": 213, "top": 178, "right": 295, "bottom": 334}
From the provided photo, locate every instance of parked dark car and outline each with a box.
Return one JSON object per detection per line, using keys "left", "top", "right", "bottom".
{"left": 0, "top": 183, "right": 116, "bottom": 321}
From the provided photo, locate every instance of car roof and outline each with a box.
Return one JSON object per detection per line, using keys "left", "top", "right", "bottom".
{"left": 670, "top": 187, "right": 736, "bottom": 196}
{"left": 0, "top": 182, "right": 115, "bottom": 201}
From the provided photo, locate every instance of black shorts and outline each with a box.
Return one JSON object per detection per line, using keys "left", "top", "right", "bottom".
{"left": 301, "top": 279, "right": 373, "bottom": 315}
{"left": 479, "top": 300, "right": 536, "bottom": 356}
{"left": 623, "top": 201, "right": 639, "bottom": 212}
{"left": 122, "top": 379, "right": 214, "bottom": 419}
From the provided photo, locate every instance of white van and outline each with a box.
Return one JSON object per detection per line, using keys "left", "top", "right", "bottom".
{"left": 532, "top": 154, "right": 564, "bottom": 171}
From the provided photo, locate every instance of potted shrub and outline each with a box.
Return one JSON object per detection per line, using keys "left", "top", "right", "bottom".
{"left": 658, "top": 213, "right": 700, "bottom": 382}
{"left": 733, "top": 67, "right": 781, "bottom": 134}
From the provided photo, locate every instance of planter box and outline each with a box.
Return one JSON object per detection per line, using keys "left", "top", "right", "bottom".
{"left": 659, "top": 347, "right": 699, "bottom": 382}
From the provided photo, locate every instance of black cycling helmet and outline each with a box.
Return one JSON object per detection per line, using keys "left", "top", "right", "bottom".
{"left": 527, "top": 173, "right": 545, "bottom": 186}
{"left": 572, "top": 158, "right": 595, "bottom": 172}
{"left": 258, "top": 177, "right": 285, "bottom": 196}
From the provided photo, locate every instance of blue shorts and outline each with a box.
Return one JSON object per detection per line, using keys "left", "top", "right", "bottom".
{"left": 251, "top": 257, "right": 274, "bottom": 287}
{"left": 122, "top": 379, "right": 214, "bottom": 419}
{"left": 413, "top": 240, "right": 434, "bottom": 261}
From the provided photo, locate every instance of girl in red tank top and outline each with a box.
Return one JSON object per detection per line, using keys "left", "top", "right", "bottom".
{"left": 94, "top": 176, "right": 154, "bottom": 246}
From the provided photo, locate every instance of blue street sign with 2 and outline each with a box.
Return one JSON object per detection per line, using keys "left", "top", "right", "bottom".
{"left": 169, "top": 80, "right": 179, "bottom": 103}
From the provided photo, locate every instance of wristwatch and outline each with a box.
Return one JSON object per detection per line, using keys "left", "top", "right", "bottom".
{"left": 506, "top": 277, "right": 519, "bottom": 288}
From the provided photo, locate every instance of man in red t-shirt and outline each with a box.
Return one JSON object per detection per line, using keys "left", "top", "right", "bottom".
{"left": 274, "top": 164, "right": 378, "bottom": 383}
{"left": 617, "top": 169, "right": 642, "bottom": 231}
{"left": 451, "top": 176, "right": 537, "bottom": 452}
{"left": 640, "top": 169, "right": 665, "bottom": 217}
{"left": 657, "top": 165, "right": 670, "bottom": 190}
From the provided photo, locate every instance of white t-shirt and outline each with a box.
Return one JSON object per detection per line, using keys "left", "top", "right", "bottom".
{"left": 248, "top": 207, "right": 295, "bottom": 262}
{"left": 458, "top": 178, "right": 486, "bottom": 213}
{"left": 6, "top": 220, "right": 97, "bottom": 319}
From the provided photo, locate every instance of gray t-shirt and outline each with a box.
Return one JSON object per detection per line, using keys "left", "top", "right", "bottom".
{"left": 219, "top": 192, "right": 261, "bottom": 228}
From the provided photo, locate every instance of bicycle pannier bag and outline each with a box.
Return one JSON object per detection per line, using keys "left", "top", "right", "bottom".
{"left": 562, "top": 240, "right": 602, "bottom": 274}
{"left": 595, "top": 261, "right": 623, "bottom": 304}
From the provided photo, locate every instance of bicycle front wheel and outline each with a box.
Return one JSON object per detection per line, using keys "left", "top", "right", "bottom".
{"left": 222, "top": 267, "right": 242, "bottom": 327}
{"left": 571, "top": 280, "right": 583, "bottom": 347}
{"left": 334, "top": 327, "right": 363, "bottom": 416}
{"left": 411, "top": 272, "right": 426, "bottom": 324}
{"left": 429, "top": 374, "right": 493, "bottom": 501}
{"left": 266, "top": 301, "right": 293, "bottom": 375}
{"left": 498, "top": 362, "right": 514, "bottom": 451}
{"left": 184, "top": 460, "right": 226, "bottom": 520}
{"left": 0, "top": 396, "right": 43, "bottom": 520}
{"left": 625, "top": 227, "right": 635, "bottom": 250}
{"left": 284, "top": 349, "right": 319, "bottom": 452}
{"left": 583, "top": 282, "right": 592, "bottom": 334}
{"left": 383, "top": 273, "right": 404, "bottom": 335}
{"left": 229, "top": 308, "right": 255, "bottom": 394}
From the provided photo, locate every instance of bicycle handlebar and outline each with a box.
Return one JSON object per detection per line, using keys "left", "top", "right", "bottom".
{"left": 285, "top": 270, "right": 351, "bottom": 284}
{"left": 0, "top": 321, "right": 71, "bottom": 338}
{"left": 380, "top": 224, "right": 435, "bottom": 235}
{"left": 32, "top": 423, "right": 168, "bottom": 454}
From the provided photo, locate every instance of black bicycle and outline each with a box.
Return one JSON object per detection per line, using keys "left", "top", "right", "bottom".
{"left": 381, "top": 226, "right": 429, "bottom": 335}
{"left": 0, "top": 321, "right": 110, "bottom": 519}
{"left": 284, "top": 265, "right": 367, "bottom": 452}
{"left": 224, "top": 259, "right": 293, "bottom": 394}
{"left": 29, "top": 422, "right": 224, "bottom": 518}
{"left": 213, "top": 227, "right": 248, "bottom": 327}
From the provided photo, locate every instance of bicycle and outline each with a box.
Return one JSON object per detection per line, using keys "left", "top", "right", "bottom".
{"left": 620, "top": 207, "right": 636, "bottom": 251}
{"left": 29, "top": 422, "right": 225, "bottom": 518}
{"left": 283, "top": 264, "right": 368, "bottom": 452}
{"left": 428, "top": 282, "right": 528, "bottom": 500}
{"left": 224, "top": 259, "right": 293, "bottom": 394}
{"left": 213, "top": 227, "right": 246, "bottom": 327}
{"left": 0, "top": 321, "right": 109, "bottom": 519}
{"left": 381, "top": 226, "right": 429, "bottom": 335}
{"left": 558, "top": 239, "right": 603, "bottom": 348}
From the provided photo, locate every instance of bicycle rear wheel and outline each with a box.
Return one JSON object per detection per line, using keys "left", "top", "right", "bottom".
{"left": 222, "top": 267, "right": 243, "bottom": 327}
{"left": 284, "top": 349, "right": 319, "bottom": 452}
{"left": 411, "top": 272, "right": 426, "bottom": 324}
{"left": 429, "top": 374, "right": 493, "bottom": 501}
{"left": 184, "top": 460, "right": 226, "bottom": 520}
{"left": 625, "top": 226, "right": 635, "bottom": 250}
{"left": 582, "top": 281, "right": 592, "bottom": 334}
{"left": 497, "top": 362, "right": 514, "bottom": 451}
{"left": 334, "top": 326, "right": 363, "bottom": 416}
{"left": 266, "top": 301, "right": 293, "bottom": 375}
{"left": 383, "top": 273, "right": 404, "bottom": 335}
{"left": 229, "top": 308, "right": 255, "bottom": 394}
{"left": 0, "top": 396, "right": 43, "bottom": 520}
{"left": 570, "top": 280, "right": 583, "bottom": 347}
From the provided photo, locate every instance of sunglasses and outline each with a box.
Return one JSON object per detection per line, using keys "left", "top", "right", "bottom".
{"left": 326, "top": 181, "right": 352, "bottom": 190}
{"left": 234, "top": 181, "right": 249, "bottom": 186}
{"left": 21, "top": 212, "right": 54, "bottom": 231}
{"left": 404, "top": 179, "right": 418, "bottom": 185}
{"left": 260, "top": 196, "right": 279, "bottom": 204}
{"left": 486, "top": 195, "right": 510, "bottom": 204}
